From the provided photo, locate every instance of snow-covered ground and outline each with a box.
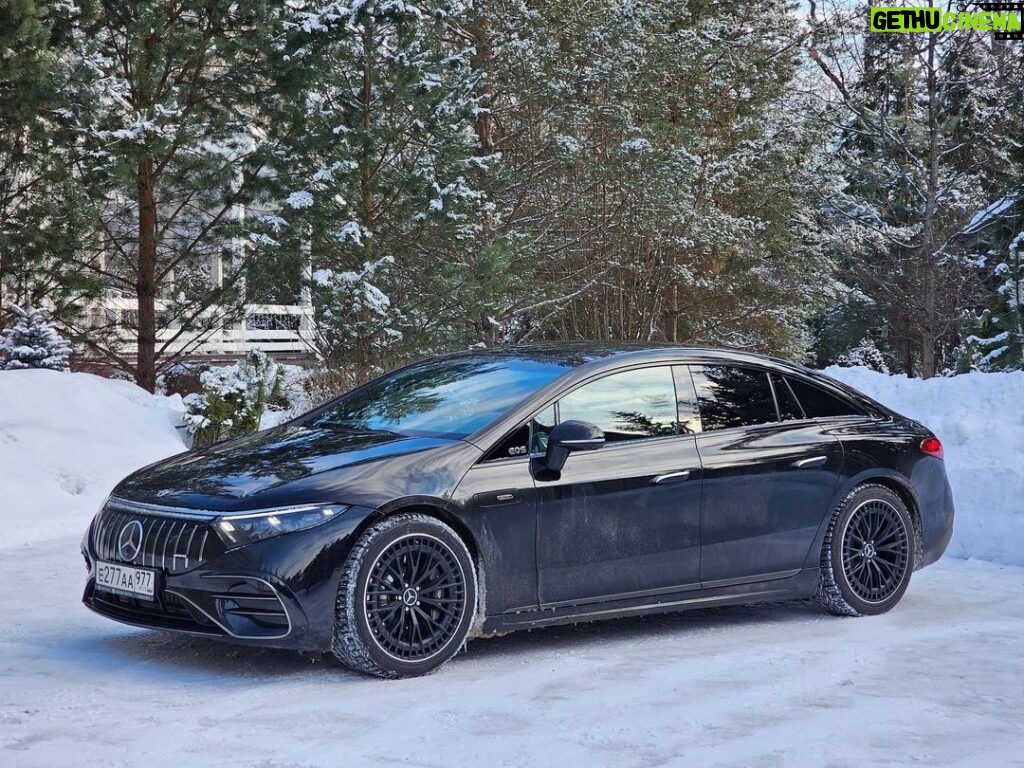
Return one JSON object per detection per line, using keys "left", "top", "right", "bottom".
{"left": 1, "top": 366, "right": 1023, "bottom": 766}
{"left": 2, "top": 543, "right": 1022, "bottom": 767}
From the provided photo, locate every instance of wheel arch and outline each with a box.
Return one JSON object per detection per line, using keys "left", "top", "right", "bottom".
{"left": 857, "top": 475, "right": 925, "bottom": 567}
{"left": 347, "top": 497, "right": 487, "bottom": 628}
{"left": 806, "top": 470, "right": 925, "bottom": 570}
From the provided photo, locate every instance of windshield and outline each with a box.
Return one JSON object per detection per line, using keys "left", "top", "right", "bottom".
{"left": 304, "top": 355, "right": 571, "bottom": 439}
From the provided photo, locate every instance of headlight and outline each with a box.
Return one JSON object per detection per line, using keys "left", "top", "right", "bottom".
{"left": 214, "top": 504, "right": 348, "bottom": 548}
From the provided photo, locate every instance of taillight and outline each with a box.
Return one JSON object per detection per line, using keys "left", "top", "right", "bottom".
{"left": 920, "top": 436, "right": 943, "bottom": 460}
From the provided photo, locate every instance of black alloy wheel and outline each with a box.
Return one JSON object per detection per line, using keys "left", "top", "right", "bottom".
{"left": 333, "top": 513, "right": 477, "bottom": 678}
{"left": 363, "top": 534, "right": 467, "bottom": 661}
{"left": 840, "top": 499, "right": 910, "bottom": 602}
{"left": 817, "top": 483, "right": 916, "bottom": 616}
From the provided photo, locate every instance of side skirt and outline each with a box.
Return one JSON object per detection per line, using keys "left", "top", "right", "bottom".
{"left": 479, "top": 568, "right": 820, "bottom": 636}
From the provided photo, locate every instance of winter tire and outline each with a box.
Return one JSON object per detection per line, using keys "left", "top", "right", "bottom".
{"left": 816, "top": 483, "right": 915, "bottom": 617}
{"left": 332, "top": 513, "right": 477, "bottom": 678}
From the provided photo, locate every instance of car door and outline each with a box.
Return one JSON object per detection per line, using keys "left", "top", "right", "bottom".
{"left": 450, "top": 409, "right": 554, "bottom": 615}
{"left": 687, "top": 364, "right": 843, "bottom": 586}
{"left": 534, "top": 365, "right": 704, "bottom": 606}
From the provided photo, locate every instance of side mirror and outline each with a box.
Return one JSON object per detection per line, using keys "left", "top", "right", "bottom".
{"left": 542, "top": 419, "right": 605, "bottom": 474}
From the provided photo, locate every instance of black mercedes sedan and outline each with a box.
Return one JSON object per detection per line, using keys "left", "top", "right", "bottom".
{"left": 82, "top": 344, "right": 954, "bottom": 677}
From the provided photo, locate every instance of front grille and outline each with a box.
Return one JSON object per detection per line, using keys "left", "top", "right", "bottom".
{"left": 92, "top": 499, "right": 225, "bottom": 573}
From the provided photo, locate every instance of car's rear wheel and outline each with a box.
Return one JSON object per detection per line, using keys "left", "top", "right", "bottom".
{"left": 332, "top": 513, "right": 477, "bottom": 678}
{"left": 816, "top": 484, "right": 915, "bottom": 616}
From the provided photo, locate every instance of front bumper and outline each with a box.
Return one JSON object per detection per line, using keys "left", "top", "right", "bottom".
{"left": 82, "top": 502, "right": 373, "bottom": 651}
{"left": 84, "top": 570, "right": 299, "bottom": 644}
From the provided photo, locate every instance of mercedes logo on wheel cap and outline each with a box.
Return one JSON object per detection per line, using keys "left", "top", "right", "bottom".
{"left": 117, "top": 520, "right": 144, "bottom": 562}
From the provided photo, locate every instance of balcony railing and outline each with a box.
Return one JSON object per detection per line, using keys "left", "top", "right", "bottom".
{"left": 83, "top": 299, "right": 317, "bottom": 357}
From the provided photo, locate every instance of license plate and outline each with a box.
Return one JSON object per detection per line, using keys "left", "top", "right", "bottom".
{"left": 94, "top": 561, "right": 158, "bottom": 601}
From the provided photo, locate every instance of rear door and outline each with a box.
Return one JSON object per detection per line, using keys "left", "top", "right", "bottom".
{"left": 688, "top": 365, "right": 844, "bottom": 586}
{"left": 534, "top": 365, "right": 704, "bottom": 606}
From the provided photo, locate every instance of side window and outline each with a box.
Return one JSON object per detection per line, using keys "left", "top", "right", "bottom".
{"left": 558, "top": 367, "right": 678, "bottom": 442}
{"left": 672, "top": 366, "right": 703, "bottom": 434}
{"left": 690, "top": 365, "right": 778, "bottom": 431}
{"left": 785, "top": 377, "right": 865, "bottom": 418}
{"left": 771, "top": 373, "right": 805, "bottom": 421}
{"left": 530, "top": 405, "right": 556, "bottom": 454}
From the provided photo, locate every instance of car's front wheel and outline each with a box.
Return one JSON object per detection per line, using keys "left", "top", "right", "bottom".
{"left": 332, "top": 513, "right": 477, "bottom": 678}
{"left": 816, "top": 483, "right": 916, "bottom": 616}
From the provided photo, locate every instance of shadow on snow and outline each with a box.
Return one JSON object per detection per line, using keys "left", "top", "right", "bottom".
{"left": 53, "top": 599, "right": 829, "bottom": 684}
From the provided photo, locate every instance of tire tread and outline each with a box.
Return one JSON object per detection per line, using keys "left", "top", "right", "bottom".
{"left": 815, "top": 482, "right": 912, "bottom": 617}
{"left": 331, "top": 512, "right": 475, "bottom": 678}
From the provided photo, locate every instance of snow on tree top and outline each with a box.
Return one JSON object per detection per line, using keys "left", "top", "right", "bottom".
{"left": 0, "top": 305, "right": 73, "bottom": 372}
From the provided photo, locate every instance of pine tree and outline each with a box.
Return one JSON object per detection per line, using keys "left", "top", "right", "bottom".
{"left": 0, "top": 0, "right": 94, "bottom": 325}
{"left": 809, "top": 4, "right": 1019, "bottom": 376}
{"left": 276, "top": 0, "right": 488, "bottom": 376}
{"left": 835, "top": 336, "right": 891, "bottom": 374}
{"left": 61, "top": 1, "right": 292, "bottom": 391}
{"left": 964, "top": 228, "right": 1024, "bottom": 371}
{"left": 183, "top": 349, "right": 283, "bottom": 445}
{"left": 0, "top": 0, "right": 52, "bottom": 206}
{"left": 478, "top": 0, "right": 833, "bottom": 356}
{"left": 959, "top": 45, "right": 1024, "bottom": 371}
{"left": 0, "top": 304, "right": 72, "bottom": 371}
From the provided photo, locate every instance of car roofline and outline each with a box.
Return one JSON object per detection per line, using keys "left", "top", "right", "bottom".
{"left": 463, "top": 345, "right": 895, "bottom": 449}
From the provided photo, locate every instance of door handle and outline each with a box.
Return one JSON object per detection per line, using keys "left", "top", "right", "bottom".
{"left": 472, "top": 489, "right": 520, "bottom": 507}
{"left": 792, "top": 455, "right": 828, "bottom": 469}
{"left": 652, "top": 470, "right": 693, "bottom": 485}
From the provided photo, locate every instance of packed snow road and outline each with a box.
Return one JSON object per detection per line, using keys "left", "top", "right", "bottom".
{"left": 1, "top": 538, "right": 1021, "bottom": 767}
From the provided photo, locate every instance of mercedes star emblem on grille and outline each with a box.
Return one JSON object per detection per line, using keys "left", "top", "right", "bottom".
{"left": 117, "top": 520, "right": 144, "bottom": 562}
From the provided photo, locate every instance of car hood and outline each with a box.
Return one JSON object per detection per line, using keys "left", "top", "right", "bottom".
{"left": 114, "top": 424, "right": 478, "bottom": 514}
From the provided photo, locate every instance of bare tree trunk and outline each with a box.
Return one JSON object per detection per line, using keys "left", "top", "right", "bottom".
{"left": 898, "top": 337, "right": 913, "bottom": 377}
{"left": 136, "top": 155, "right": 158, "bottom": 392}
{"left": 354, "top": 25, "right": 375, "bottom": 382}
{"left": 667, "top": 282, "right": 679, "bottom": 342}
{"left": 471, "top": 10, "right": 496, "bottom": 345}
{"left": 920, "top": 33, "right": 940, "bottom": 379}
{"left": 921, "top": 269, "right": 937, "bottom": 377}
{"left": 471, "top": 12, "right": 494, "bottom": 168}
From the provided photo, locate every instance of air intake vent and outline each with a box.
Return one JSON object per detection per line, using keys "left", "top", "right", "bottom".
{"left": 214, "top": 579, "right": 290, "bottom": 636}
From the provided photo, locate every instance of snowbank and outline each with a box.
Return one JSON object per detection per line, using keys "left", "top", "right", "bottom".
{"left": 0, "top": 370, "right": 187, "bottom": 549}
{"left": 825, "top": 366, "right": 1024, "bottom": 567}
